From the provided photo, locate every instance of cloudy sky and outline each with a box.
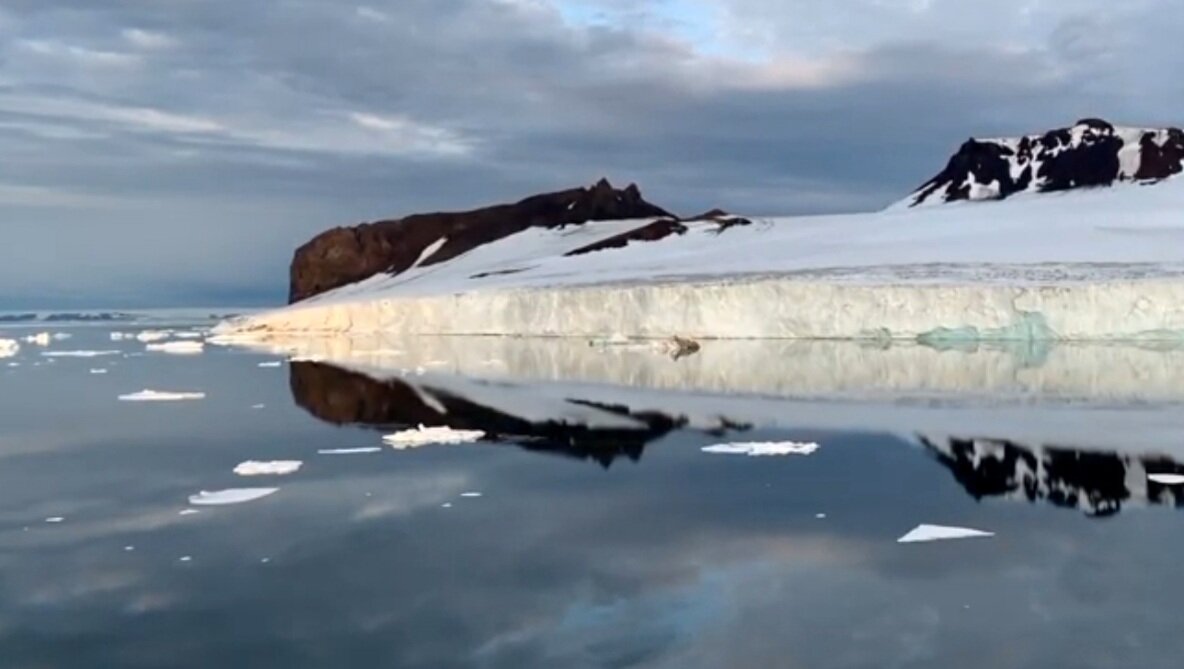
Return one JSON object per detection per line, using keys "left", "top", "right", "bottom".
{"left": 0, "top": 0, "right": 1178, "bottom": 308}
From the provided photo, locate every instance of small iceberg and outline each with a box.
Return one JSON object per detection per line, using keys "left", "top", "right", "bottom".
{"left": 460, "top": 492, "right": 483, "bottom": 498}
{"left": 41, "top": 350, "right": 121, "bottom": 358}
{"left": 701, "top": 441, "right": 821, "bottom": 457}
{"left": 318, "top": 447, "right": 382, "bottom": 455}
{"left": 146, "top": 341, "right": 204, "bottom": 355}
{"left": 897, "top": 524, "right": 994, "bottom": 544}
{"left": 233, "top": 460, "right": 303, "bottom": 476}
{"left": 23, "top": 332, "right": 51, "bottom": 346}
{"left": 188, "top": 488, "right": 279, "bottom": 506}
{"left": 119, "top": 389, "right": 206, "bottom": 402}
{"left": 1149, "top": 473, "right": 1184, "bottom": 486}
{"left": 0, "top": 338, "right": 18, "bottom": 358}
{"left": 382, "top": 424, "right": 486, "bottom": 449}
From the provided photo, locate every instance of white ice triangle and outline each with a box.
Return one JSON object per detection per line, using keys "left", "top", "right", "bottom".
{"left": 897, "top": 524, "right": 994, "bottom": 544}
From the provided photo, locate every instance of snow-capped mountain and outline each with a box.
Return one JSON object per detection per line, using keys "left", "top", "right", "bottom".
{"left": 899, "top": 118, "right": 1184, "bottom": 207}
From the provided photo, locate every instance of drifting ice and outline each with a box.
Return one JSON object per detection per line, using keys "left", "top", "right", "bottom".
{"left": 146, "top": 341, "right": 205, "bottom": 355}
{"left": 897, "top": 524, "right": 995, "bottom": 544}
{"left": 702, "top": 441, "right": 821, "bottom": 457}
{"left": 188, "top": 488, "right": 279, "bottom": 506}
{"left": 118, "top": 389, "right": 206, "bottom": 402}
{"left": 382, "top": 425, "right": 486, "bottom": 448}
{"left": 233, "top": 460, "right": 303, "bottom": 476}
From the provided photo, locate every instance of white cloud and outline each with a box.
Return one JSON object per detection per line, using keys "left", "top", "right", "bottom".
{"left": 122, "top": 28, "right": 177, "bottom": 50}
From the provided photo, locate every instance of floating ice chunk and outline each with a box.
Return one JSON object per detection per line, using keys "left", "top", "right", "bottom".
{"left": 1149, "top": 473, "right": 1184, "bottom": 485}
{"left": 90, "top": 368, "right": 108, "bottom": 374}
{"left": 460, "top": 492, "right": 483, "bottom": 498}
{"left": 6, "top": 362, "right": 19, "bottom": 367}
{"left": 0, "top": 338, "right": 18, "bottom": 358}
{"left": 135, "top": 330, "right": 171, "bottom": 342}
{"left": 188, "top": 488, "right": 279, "bottom": 506}
{"left": 382, "top": 424, "right": 485, "bottom": 448}
{"left": 897, "top": 524, "right": 994, "bottom": 544}
{"left": 41, "top": 350, "right": 121, "bottom": 358}
{"left": 815, "top": 513, "right": 827, "bottom": 519}
{"left": 179, "top": 509, "right": 200, "bottom": 516}
{"left": 233, "top": 460, "right": 303, "bottom": 476}
{"left": 318, "top": 447, "right": 382, "bottom": 455}
{"left": 250, "top": 404, "right": 265, "bottom": 409}
{"left": 173, "top": 331, "right": 204, "bottom": 339}
{"left": 179, "top": 556, "right": 192, "bottom": 562}
{"left": 258, "top": 361, "right": 283, "bottom": 368}
{"left": 110, "top": 332, "right": 129, "bottom": 341}
{"left": 24, "top": 332, "right": 51, "bottom": 346}
{"left": 441, "top": 502, "right": 453, "bottom": 508}
{"left": 124, "top": 545, "right": 135, "bottom": 551}
{"left": 701, "top": 441, "right": 821, "bottom": 456}
{"left": 146, "top": 341, "right": 204, "bottom": 355}
{"left": 45, "top": 517, "right": 64, "bottom": 523}
{"left": 119, "top": 389, "right": 206, "bottom": 402}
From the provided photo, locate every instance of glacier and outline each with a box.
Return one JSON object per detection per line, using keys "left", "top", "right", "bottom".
{"left": 219, "top": 173, "right": 1184, "bottom": 342}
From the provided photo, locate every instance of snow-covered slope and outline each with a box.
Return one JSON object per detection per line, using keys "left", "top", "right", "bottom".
{"left": 897, "top": 118, "right": 1184, "bottom": 208}
{"left": 220, "top": 169, "right": 1184, "bottom": 341}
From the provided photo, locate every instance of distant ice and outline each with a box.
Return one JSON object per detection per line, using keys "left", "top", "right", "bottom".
{"left": 701, "top": 441, "right": 821, "bottom": 456}
{"left": 897, "top": 524, "right": 994, "bottom": 544}
{"left": 135, "top": 330, "right": 171, "bottom": 342}
{"left": 124, "top": 545, "right": 135, "bottom": 551}
{"left": 188, "top": 488, "right": 279, "bottom": 506}
{"left": 119, "top": 389, "right": 206, "bottom": 402}
{"left": 233, "top": 460, "right": 303, "bottom": 476}
{"left": 1149, "top": 473, "right": 1184, "bottom": 485}
{"left": 41, "top": 350, "right": 121, "bottom": 358}
{"left": 24, "top": 333, "right": 50, "bottom": 346}
{"left": 173, "top": 331, "right": 204, "bottom": 339}
{"left": 460, "top": 492, "right": 483, "bottom": 498}
{"left": 318, "top": 447, "right": 382, "bottom": 455}
{"left": 441, "top": 502, "right": 453, "bottom": 508}
{"left": 89, "top": 368, "right": 108, "bottom": 375}
{"left": 44, "top": 517, "right": 64, "bottom": 523}
{"left": 815, "top": 513, "right": 827, "bottom": 519}
{"left": 382, "top": 424, "right": 486, "bottom": 448}
{"left": 0, "top": 338, "right": 18, "bottom": 358}
{"left": 250, "top": 403, "right": 266, "bottom": 409}
{"left": 179, "top": 509, "right": 200, "bottom": 515}
{"left": 179, "top": 556, "right": 193, "bottom": 562}
{"left": 146, "top": 341, "right": 204, "bottom": 355}
{"left": 258, "top": 361, "right": 283, "bottom": 368}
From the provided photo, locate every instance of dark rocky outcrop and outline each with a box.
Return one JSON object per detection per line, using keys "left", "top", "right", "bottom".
{"left": 289, "top": 179, "right": 674, "bottom": 303}
{"left": 905, "top": 118, "right": 1184, "bottom": 207}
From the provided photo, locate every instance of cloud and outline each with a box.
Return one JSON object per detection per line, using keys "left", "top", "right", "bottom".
{"left": 0, "top": 0, "right": 1182, "bottom": 305}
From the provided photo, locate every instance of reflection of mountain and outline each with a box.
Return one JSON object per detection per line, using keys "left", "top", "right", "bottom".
{"left": 921, "top": 435, "right": 1184, "bottom": 517}
{"left": 291, "top": 362, "right": 749, "bottom": 467}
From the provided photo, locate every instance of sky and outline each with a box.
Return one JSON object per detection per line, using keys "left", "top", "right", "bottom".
{"left": 0, "top": 0, "right": 1180, "bottom": 308}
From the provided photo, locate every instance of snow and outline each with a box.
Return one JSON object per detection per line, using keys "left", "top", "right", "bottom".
{"left": 219, "top": 174, "right": 1184, "bottom": 342}
{"left": 188, "top": 488, "right": 279, "bottom": 506}
{"left": 318, "top": 447, "right": 382, "bottom": 455}
{"left": 701, "top": 441, "right": 820, "bottom": 456}
{"left": 383, "top": 425, "right": 486, "bottom": 448}
{"left": 0, "top": 338, "right": 18, "bottom": 358}
{"left": 41, "top": 350, "right": 121, "bottom": 358}
{"left": 897, "top": 524, "right": 994, "bottom": 543}
{"left": 146, "top": 341, "right": 204, "bottom": 355}
{"left": 118, "top": 389, "right": 206, "bottom": 402}
{"left": 233, "top": 460, "right": 303, "bottom": 476}
{"left": 1149, "top": 473, "right": 1184, "bottom": 486}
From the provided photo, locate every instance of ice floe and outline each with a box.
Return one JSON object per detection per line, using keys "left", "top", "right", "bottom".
{"left": 24, "top": 332, "right": 51, "bottom": 346}
{"left": 146, "top": 341, "right": 204, "bottom": 355}
{"left": 173, "top": 331, "right": 204, "bottom": 339}
{"left": 258, "top": 361, "right": 283, "bottom": 368}
{"left": 701, "top": 441, "right": 820, "bottom": 456}
{"left": 0, "top": 338, "right": 18, "bottom": 358}
{"left": 1149, "top": 473, "right": 1184, "bottom": 485}
{"left": 179, "top": 509, "right": 200, "bottom": 516}
{"left": 250, "top": 403, "right": 266, "bottom": 409}
{"left": 382, "top": 424, "right": 486, "bottom": 448}
{"left": 41, "top": 350, "right": 121, "bottom": 358}
{"left": 233, "top": 460, "right": 303, "bottom": 476}
{"left": 897, "top": 524, "right": 994, "bottom": 544}
{"left": 118, "top": 389, "right": 206, "bottom": 402}
{"left": 318, "top": 447, "right": 382, "bottom": 455}
{"left": 44, "top": 517, "right": 64, "bottom": 523}
{"left": 135, "top": 330, "right": 171, "bottom": 342}
{"left": 89, "top": 368, "right": 108, "bottom": 374}
{"left": 460, "top": 492, "right": 483, "bottom": 498}
{"left": 188, "top": 488, "right": 279, "bottom": 506}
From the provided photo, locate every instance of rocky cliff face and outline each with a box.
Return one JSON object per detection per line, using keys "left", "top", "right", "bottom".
{"left": 289, "top": 179, "right": 676, "bottom": 303}
{"left": 901, "top": 118, "right": 1184, "bottom": 207}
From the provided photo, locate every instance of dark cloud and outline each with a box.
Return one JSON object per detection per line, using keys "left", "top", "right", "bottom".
{"left": 0, "top": 0, "right": 1181, "bottom": 306}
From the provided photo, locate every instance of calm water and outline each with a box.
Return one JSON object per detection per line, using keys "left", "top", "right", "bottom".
{"left": 3, "top": 323, "right": 1184, "bottom": 668}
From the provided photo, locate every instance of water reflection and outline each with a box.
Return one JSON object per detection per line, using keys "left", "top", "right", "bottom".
{"left": 922, "top": 435, "right": 1184, "bottom": 517}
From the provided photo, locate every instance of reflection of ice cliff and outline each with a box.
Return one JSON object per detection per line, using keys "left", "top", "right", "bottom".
{"left": 921, "top": 435, "right": 1184, "bottom": 517}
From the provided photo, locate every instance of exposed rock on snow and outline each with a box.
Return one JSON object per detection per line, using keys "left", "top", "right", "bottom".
{"left": 897, "top": 524, "right": 994, "bottom": 543}
{"left": 233, "top": 460, "right": 303, "bottom": 476}
{"left": 146, "top": 341, "right": 204, "bottom": 355}
{"left": 382, "top": 424, "right": 486, "bottom": 448}
{"left": 188, "top": 488, "right": 279, "bottom": 506}
{"left": 118, "top": 389, "right": 206, "bottom": 402}
{"left": 289, "top": 179, "right": 674, "bottom": 303}
{"left": 901, "top": 119, "right": 1184, "bottom": 207}
{"left": 701, "top": 441, "right": 820, "bottom": 456}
